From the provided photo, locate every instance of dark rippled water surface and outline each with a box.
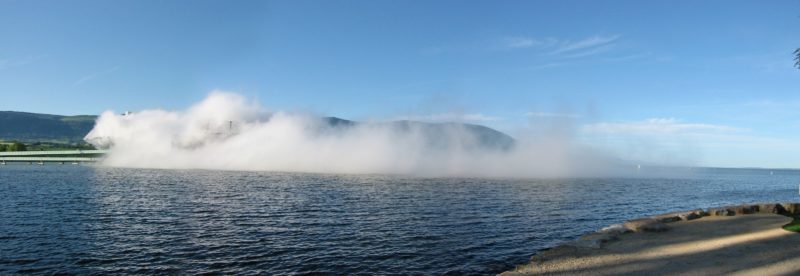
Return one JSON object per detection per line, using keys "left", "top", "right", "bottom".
{"left": 1, "top": 166, "right": 799, "bottom": 274}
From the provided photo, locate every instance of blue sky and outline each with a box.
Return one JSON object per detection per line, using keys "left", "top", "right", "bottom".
{"left": 1, "top": 0, "right": 799, "bottom": 168}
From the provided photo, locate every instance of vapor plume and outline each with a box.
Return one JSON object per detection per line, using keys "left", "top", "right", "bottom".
{"left": 85, "top": 91, "right": 628, "bottom": 177}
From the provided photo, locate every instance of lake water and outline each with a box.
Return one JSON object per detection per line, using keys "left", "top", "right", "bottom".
{"left": 1, "top": 165, "right": 799, "bottom": 275}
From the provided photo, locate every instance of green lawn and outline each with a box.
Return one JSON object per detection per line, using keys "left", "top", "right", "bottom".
{"left": 782, "top": 215, "right": 800, "bottom": 232}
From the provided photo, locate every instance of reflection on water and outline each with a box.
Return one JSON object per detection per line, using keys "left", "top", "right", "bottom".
{"left": 0, "top": 165, "right": 798, "bottom": 274}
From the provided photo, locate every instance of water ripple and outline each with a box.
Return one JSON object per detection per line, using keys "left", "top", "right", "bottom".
{"left": 0, "top": 166, "right": 798, "bottom": 274}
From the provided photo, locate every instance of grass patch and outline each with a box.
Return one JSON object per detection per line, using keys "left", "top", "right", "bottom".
{"left": 782, "top": 214, "right": 800, "bottom": 232}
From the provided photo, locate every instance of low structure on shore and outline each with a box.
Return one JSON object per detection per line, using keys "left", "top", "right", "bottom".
{"left": 0, "top": 150, "right": 106, "bottom": 164}
{"left": 501, "top": 203, "right": 800, "bottom": 275}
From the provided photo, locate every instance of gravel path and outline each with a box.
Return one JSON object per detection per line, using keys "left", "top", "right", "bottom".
{"left": 504, "top": 214, "right": 800, "bottom": 275}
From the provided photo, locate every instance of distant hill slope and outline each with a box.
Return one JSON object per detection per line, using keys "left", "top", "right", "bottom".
{"left": 321, "top": 117, "right": 515, "bottom": 151}
{"left": 0, "top": 111, "right": 97, "bottom": 143}
{"left": 0, "top": 111, "right": 515, "bottom": 151}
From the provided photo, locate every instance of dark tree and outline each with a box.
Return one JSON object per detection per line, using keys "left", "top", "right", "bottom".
{"left": 8, "top": 142, "right": 27, "bottom": 151}
{"left": 796, "top": 48, "right": 800, "bottom": 69}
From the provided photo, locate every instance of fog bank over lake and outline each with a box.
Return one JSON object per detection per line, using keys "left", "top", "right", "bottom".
{"left": 85, "top": 92, "right": 629, "bottom": 177}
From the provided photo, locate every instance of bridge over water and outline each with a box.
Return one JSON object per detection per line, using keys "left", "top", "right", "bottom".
{"left": 0, "top": 150, "right": 107, "bottom": 164}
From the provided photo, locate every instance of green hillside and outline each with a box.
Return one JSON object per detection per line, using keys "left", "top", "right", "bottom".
{"left": 0, "top": 111, "right": 97, "bottom": 144}
{"left": 0, "top": 111, "right": 515, "bottom": 152}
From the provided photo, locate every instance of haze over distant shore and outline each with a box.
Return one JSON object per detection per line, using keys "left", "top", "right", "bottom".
{"left": 82, "top": 92, "right": 628, "bottom": 177}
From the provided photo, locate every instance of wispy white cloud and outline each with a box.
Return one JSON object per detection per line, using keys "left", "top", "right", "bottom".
{"left": 397, "top": 112, "right": 503, "bottom": 122}
{"left": 549, "top": 35, "right": 620, "bottom": 55}
{"left": 560, "top": 43, "right": 616, "bottom": 58}
{"left": 499, "top": 34, "right": 621, "bottom": 59}
{"left": 525, "top": 112, "right": 580, "bottom": 118}
{"left": 579, "top": 117, "right": 800, "bottom": 168}
{"left": 501, "top": 36, "right": 558, "bottom": 49}
{"left": 505, "top": 37, "right": 537, "bottom": 48}
{"left": 74, "top": 74, "right": 98, "bottom": 86}
{"left": 527, "top": 62, "right": 568, "bottom": 70}
{"left": 582, "top": 118, "right": 744, "bottom": 135}
{"left": 74, "top": 65, "right": 120, "bottom": 86}
{"left": 0, "top": 55, "right": 46, "bottom": 70}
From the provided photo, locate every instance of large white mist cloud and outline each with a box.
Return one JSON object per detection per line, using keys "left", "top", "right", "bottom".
{"left": 85, "top": 91, "right": 628, "bottom": 177}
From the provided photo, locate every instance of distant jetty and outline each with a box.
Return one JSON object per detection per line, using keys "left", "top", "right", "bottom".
{"left": 501, "top": 203, "right": 800, "bottom": 275}
{"left": 0, "top": 150, "right": 106, "bottom": 164}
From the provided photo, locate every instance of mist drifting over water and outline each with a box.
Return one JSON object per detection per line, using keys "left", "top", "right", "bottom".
{"left": 84, "top": 92, "right": 627, "bottom": 177}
